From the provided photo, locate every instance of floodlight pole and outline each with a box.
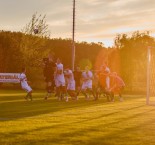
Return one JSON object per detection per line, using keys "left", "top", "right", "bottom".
{"left": 146, "top": 46, "right": 151, "bottom": 105}
{"left": 72, "top": 0, "right": 76, "bottom": 71}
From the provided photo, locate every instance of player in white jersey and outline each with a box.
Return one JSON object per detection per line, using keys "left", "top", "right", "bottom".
{"left": 55, "top": 58, "right": 68, "bottom": 102}
{"left": 20, "top": 68, "right": 32, "bottom": 101}
{"left": 64, "top": 67, "right": 77, "bottom": 100}
{"left": 81, "top": 66, "right": 96, "bottom": 100}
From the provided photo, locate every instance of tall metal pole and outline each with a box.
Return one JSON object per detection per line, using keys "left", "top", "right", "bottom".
{"left": 72, "top": 0, "right": 75, "bottom": 71}
{"left": 146, "top": 46, "right": 151, "bottom": 105}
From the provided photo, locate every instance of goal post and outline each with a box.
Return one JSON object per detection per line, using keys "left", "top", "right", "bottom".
{"left": 146, "top": 46, "right": 151, "bottom": 105}
{"left": 146, "top": 46, "right": 155, "bottom": 105}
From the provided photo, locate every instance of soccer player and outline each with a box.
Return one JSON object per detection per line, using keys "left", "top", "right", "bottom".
{"left": 64, "top": 67, "right": 77, "bottom": 100}
{"left": 99, "top": 63, "right": 111, "bottom": 101}
{"left": 55, "top": 58, "right": 68, "bottom": 102}
{"left": 43, "top": 57, "right": 56, "bottom": 100}
{"left": 109, "top": 72, "right": 125, "bottom": 102}
{"left": 93, "top": 72, "right": 100, "bottom": 100}
{"left": 81, "top": 66, "right": 97, "bottom": 100}
{"left": 100, "top": 63, "right": 110, "bottom": 90}
{"left": 74, "top": 66, "right": 82, "bottom": 97}
{"left": 20, "top": 67, "right": 33, "bottom": 101}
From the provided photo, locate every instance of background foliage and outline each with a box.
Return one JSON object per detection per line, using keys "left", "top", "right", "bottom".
{"left": 0, "top": 30, "right": 155, "bottom": 91}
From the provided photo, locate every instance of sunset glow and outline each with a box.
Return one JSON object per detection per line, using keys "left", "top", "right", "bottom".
{"left": 0, "top": 0, "right": 155, "bottom": 46}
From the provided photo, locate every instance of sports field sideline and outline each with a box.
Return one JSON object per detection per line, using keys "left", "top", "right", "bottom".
{"left": 0, "top": 90, "right": 155, "bottom": 145}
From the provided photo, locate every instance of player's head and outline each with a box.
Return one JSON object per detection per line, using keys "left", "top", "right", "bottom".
{"left": 76, "top": 65, "right": 80, "bottom": 71}
{"left": 65, "top": 66, "right": 70, "bottom": 71}
{"left": 100, "top": 63, "right": 106, "bottom": 70}
{"left": 43, "top": 58, "right": 49, "bottom": 64}
{"left": 22, "top": 67, "right": 26, "bottom": 73}
{"left": 57, "top": 58, "right": 61, "bottom": 64}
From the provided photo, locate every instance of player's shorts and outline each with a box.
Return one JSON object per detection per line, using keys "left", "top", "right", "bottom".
{"left": 67, "top": 81, "right": 75, "bottom": 91}
{"left": 22, "top": 85, "right": 32, "bottom": 93}
{"left": 55, "top": 80, "right": 65, "bottom": 87}
{"left": 55, "top": 74, "right": 66, "bottom": 87}
{"left": 82, "top": 80, "right": 92, "bottom": 90}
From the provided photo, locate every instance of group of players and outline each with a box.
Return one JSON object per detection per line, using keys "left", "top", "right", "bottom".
{"left": 20, "top": 56, "right": 125, "bottom": 102}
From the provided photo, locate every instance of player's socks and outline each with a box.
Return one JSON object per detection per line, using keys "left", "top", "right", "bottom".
{"left": 76, "top": 91, "right": 80, "bottom": 96}
{"left": 110, "top": 93, "right": 115, "bottom": 102}
{"left": 61, "top": 94, "right": 64, "bottom": 101}
{"left": 29, "top": 93, "right": 33, "bottom": 101}
{"left": 24, "top": 93, "right": 30, "bottom": 100}
{"left": 66, "top": 96, "right": 69, "bottom": 102}
{"left": 29, "top": 95, "right": 33, "bottom": 101}
{"left": 24, "top": 95, "right": 28, "bottom": 100}
{"left": 44, "top": 93, "right": 47, "bottom": 100}
{"left": 119, "top": 93, "right": 123, "bottom": 101}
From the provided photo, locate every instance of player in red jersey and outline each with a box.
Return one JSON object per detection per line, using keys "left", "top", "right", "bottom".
{"left": 109, "top": 72, "right": 125, "bottom": 102}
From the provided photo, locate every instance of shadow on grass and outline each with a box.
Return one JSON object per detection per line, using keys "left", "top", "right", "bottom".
{"left": 1, "top": 108, "right": 155, "bottom": 145}
{"left": 0, "top": 92, "right": 147, "bottom": 122}
{"left": 0, "top": 96, "right": 119, "bottom": 121}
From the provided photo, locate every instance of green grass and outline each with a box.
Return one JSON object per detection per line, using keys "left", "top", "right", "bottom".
{"left": 0, "top": 90, "right": 155, "bottom": 145}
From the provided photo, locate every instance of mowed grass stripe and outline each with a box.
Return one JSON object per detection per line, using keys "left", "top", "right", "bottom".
{"left": 0, "top": 90, "right": 155, "bottom": 145}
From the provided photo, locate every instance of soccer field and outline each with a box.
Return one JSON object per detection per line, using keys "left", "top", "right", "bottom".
{"left": 0, "top": 90, "right": 155, "bottom": 145}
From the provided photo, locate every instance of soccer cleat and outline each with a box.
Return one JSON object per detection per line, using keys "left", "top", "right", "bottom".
{"left": 29, "top": 96, "right": 32, "bottom": 101}
{"left": 44, "top": 96, "right": 48, "bottom": 100}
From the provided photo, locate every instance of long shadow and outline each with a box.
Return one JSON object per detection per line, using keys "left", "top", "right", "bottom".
{"left": 0, "top": 92, "right": 147, "bottom": 122}
{"left": 0, "top": 96, "right": 119, "bottom": 121}
{"left": 42, "top": 109, "right": 155, "bottom": 144}
{"left": 1, "top": 108, "right": 155, "bottom": 145}
{"left": 1, "top": 105, "right": 153, "bottom": 136}
{"left": 83, "top": 117, "right": 155, "bottom": 145}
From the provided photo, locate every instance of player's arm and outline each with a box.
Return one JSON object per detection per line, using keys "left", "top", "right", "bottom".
{"left": 20, "top": 74, "right": 26, "bottom": 81}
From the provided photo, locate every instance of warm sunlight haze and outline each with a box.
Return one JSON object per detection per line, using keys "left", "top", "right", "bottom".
{"left": 0, "top": 1, "right": 155, "bottom": 145}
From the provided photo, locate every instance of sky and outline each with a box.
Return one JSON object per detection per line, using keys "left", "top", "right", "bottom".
{"left": 0, "top": 0, "right": 155, "bottom": 47}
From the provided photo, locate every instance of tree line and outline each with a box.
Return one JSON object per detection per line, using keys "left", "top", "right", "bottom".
{"left": 0, "top": 30, "right": 155, "bottom": 92}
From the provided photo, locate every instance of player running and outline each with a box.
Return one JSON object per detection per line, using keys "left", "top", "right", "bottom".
{"left": 64, "top": 67, "right": 77, "bottom": 100}
{"left": 99, "top": 63, "right": 111, "bottom": 101}
{"left": 20, "top": 67, "right": 33, "bottom": 101}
